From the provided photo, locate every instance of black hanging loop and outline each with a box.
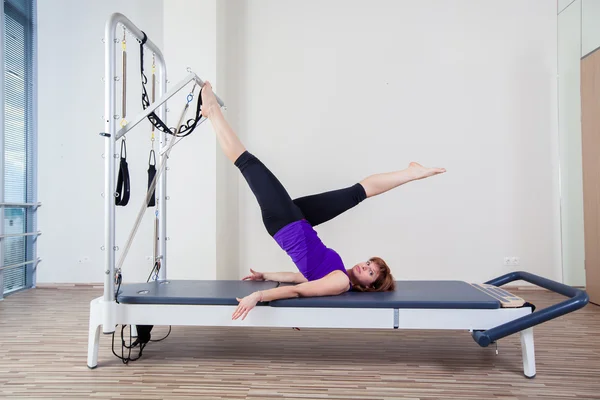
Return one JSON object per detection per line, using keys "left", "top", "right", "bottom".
{"left": 115, "top": 139, "right": 131, "bottom": 206}
{"left": 147, "top": 149, "right": 156, "bottom": 207}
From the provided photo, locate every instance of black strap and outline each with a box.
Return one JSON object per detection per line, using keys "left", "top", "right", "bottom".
{"left": 147, "top": 149, "right": 156, "bottom": 207}
{"left": 115, "top": 140, "right": 130, "bottom": 206}
{"left": 138, "top": 30, "right": 204, "bottom": 138}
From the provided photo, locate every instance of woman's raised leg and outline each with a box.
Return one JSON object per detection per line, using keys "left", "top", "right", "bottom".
{"left": 201, "top": 82, "right": 304, "bottom": 236}
{"left": 359, "top": 162, "right": 446, "bottom": 198}
{"left": 293, "top": 163, "right": 446, "bottom": 227}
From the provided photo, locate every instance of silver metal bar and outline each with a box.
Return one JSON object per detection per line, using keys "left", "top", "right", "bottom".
{"left": 0, "top": 258, "right": 41, "bottom": 272}
{"left": 104, "top": 13, "right": 117, "bottom": 307}
{"left": 0, "top": 231, "right": 41, "bottom": 239}
{"left": 114, "top": 72, "right": 224, "bottom": 141}
{"left": 155, "top": 40, "right": 167, "bottom": 283}
{"left": 191, "top": 74, "right": 226, "bottom": 109}
{"left": 104, "top": 13, "right": 167, "bottom": 304}
{"left": 190, "top": 73, "right": 225, "bottom": 105}
{"left": 0, "top": 202, "right": 42, "bottom": 207}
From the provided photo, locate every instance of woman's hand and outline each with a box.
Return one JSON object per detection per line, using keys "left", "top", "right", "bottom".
{"left": 242, "top": 268, "right": 265, "bottom": 281}
{"left": 232, "top": 291, "right": 261, "bottom": 320}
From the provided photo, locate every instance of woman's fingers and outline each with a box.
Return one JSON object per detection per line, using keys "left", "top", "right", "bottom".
{"left": 232, "top": 297, "right": 254, "bottom": 320}
{"left": 233, "top": 298, "right": 246, "bottom": 320}
{"left": 232, "top": 298, "right": 241, "bottom": 319}
{"left": 233, "top": 306, "right": 248, "bottom": 320}
{"left": 232, "top": 305, "right": 242, "bottom": 320}
{"left": 242, "top": 269, "right": 259, "bottom": 281}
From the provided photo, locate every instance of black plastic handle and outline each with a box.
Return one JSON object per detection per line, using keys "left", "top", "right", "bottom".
{"left": 472, "top": 271, "right": 589, "bottom": 347}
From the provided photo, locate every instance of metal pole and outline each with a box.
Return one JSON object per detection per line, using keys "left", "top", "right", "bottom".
{"left": 103, "top": 12, "right": 168, "bottom": 308}
{"left": 103, "top": 15, "right": 117, "bottom": 308}
{"left": 156, "top": 44, "right": 167, "bottom": 281}
{"left": 0, "top": 231, "right": 41, "bottom": 239}
{"left": 0, "top": 202, "right": 41, "bottom": 207}
{"left": 0, "top": 258, "right": 40, "bottom": 272}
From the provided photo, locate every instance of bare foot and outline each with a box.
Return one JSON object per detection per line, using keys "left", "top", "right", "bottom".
{"left": 408, "top": 162, "right": 446, "bottom": 180}
{"left": 201, "top": 81, "right": 220, "bottom": 119}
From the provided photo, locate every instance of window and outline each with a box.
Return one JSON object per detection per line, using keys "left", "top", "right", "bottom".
{"left": 1, "top": 0, "right": 37, "bottom": 296}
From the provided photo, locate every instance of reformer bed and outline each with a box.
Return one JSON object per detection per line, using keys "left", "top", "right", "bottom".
{"left": 87, "top": 270, "right": 589, "bottom": 378}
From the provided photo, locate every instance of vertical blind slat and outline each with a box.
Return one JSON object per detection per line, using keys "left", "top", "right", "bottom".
{"left": 3, "top": 0, "right": 35, "bottom": 294}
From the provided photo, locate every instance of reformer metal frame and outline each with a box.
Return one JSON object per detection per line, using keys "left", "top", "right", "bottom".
{"left": 87, "top": 271, "right": 589, "bottom": 378}
{"left": 101, "top": 13, "right": 222, "bottom": 332}
{"left": 87, "top": 295, "right": 536, "bottom": 374}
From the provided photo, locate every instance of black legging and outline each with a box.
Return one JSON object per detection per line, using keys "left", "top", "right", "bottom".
{"left": 234, "top": 150, "right": 367, "bottom": 236}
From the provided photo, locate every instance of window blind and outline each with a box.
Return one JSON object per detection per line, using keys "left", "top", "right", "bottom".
{"left": 2, "top": 0, "right": 36, "bottom": 295}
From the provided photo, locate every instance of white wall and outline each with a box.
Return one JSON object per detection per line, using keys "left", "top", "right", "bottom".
{"left": 37, "top": 0, "right": 566, "bottom": 286}
{"left": 161, "top": 0, "right": 223, "bottom": 280}
{"left": 215, "top": 1, "right": 242, "bottom": 280}
{"left": 229, "top": 0, "right": 561, "bottom": 284}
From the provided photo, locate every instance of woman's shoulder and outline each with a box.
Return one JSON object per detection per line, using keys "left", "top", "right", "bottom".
{"left": 325, "top": 269, "right": 352, "bottom": 292}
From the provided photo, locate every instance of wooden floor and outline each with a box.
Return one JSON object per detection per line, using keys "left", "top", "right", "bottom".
{"left": 0, "top": 286, "right": 599, "bottom": 400}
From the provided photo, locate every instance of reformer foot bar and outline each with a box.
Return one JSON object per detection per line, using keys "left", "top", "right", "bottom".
{"left": 87, "top": 271, "right": 588, "bottom": 378}
{"left": 472, "top": 271, "right": 589, "bottom": 347}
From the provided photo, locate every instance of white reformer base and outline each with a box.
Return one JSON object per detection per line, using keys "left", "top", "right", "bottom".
{"left": 87, "top": 296, "right": 535, "bottom": 377}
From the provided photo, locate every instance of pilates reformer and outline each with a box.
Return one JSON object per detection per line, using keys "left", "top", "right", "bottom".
{"left": 88, "top": 272, "right": 589, "bottom": 378}
{"left": 88, "top": 13, "right": 589, "bottom": 377}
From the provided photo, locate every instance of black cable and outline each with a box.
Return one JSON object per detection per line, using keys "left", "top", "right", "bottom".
{"left": 110, "top": 323, "right": 171, "bottom": 364}
{"left": 145, "top": 261, "right": 172, "bottom": 342}
{"left": 111, "top": 325, "right": 146, "bottom": 365}
{"left": 150, "top": 326, "right": 171, "bottom": 342}
{"left": 110, "top": 261, "right": 172, "bottom": 364}
{"left": 146, "top": 260, "right": 160, "bottom": 283}
{"left": 115, "top": 272, "right": 122, "bottom": 304}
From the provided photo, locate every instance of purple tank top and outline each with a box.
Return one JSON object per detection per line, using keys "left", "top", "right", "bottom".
{"left": 273, "top": 219, "right": 348, "bottom": 282}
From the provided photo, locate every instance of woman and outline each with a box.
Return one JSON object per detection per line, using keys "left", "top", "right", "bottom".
{"left": 200, "top": 82, "right": 446, "bottom": 321}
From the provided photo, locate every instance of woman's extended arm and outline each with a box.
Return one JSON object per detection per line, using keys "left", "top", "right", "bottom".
{"left": 242, "top": 268, "right": 307, "bottom": 284}
{"left": 264, "top": 271, "right": 308, "bottom": 283}
{"left": 232, "top": 270, "right": 350, "bottom": 320}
